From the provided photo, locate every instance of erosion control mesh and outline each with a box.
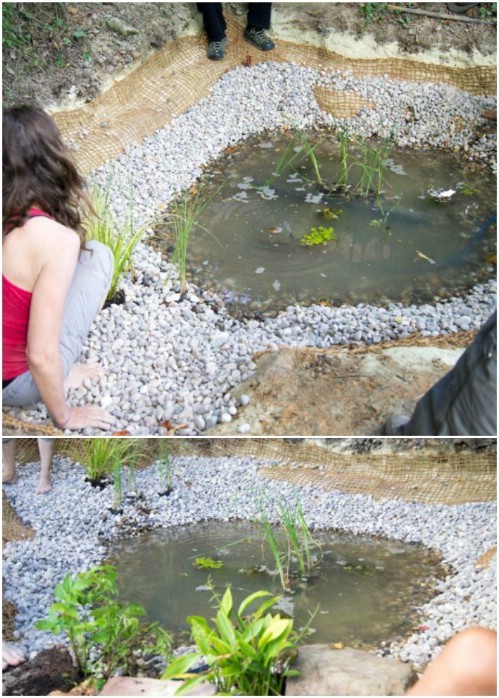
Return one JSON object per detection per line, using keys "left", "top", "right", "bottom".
{"left": 51, "top": 11, "right": 496, "bottom": 174}
{"left": 5, "top": 438, "right": 497, "bottom": 506}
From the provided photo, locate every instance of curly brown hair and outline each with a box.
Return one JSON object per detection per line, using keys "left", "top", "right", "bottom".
{"left": 2, "top": 104, "right": 91, "bottom": 246}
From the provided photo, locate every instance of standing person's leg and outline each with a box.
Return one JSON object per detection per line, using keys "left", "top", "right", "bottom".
{"left": 406, "top": 627, "right": 497, "bottom": 696}
{"left": 36, "top": 438, "right": 54, "bottom": 494}
{"left": 247, "top": 3, "right": 272, "bottom": 30}
{"left": 2, "top": 439, "right": 17, "bottom": 485}
{"left": 384, "top": 310, "right": 497, "bottom": 436}
{"left": 196, "top": 3, "right": 226, "bottom": 41}
{"left": 2, "top": 240, "right": 113, "bottom": 408}
{"left": 197, "top": 2, "right": 228, "bottom": 59}
{"left": 244, "top": 3, "right": 274, "bottom": 50}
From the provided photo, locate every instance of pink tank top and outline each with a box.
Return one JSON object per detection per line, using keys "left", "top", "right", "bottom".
{"left": 2, "top": 208, "right": 53, "bottom": 381}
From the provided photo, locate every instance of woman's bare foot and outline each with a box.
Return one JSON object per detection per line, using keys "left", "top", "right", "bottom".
{"left": 2, "top": 467, "right": 18, "bottom": 485}
{"left": 2, "top": 642, "right": 26, "bottom": 670}
{"left": 36, "top": 475, "right": 52, "bottom": 494}
{"left": 63, "top": 363, "right": 104, "bottom": 391}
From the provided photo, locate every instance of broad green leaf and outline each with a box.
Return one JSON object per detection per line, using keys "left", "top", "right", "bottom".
{"left": 237, "top": 591, "right": 273, "bottom": 618}
{"left": 220, "top": 587, "right": 233, "bottom": 617}
{"left": 258, "top": 618, "right": 292, "bottom": 649}
{"left": 214, "top": 610, "right": 236, "bottom": 647}
{"left": 172, "top": 673, "right": 209, "bottom": 696}
{"left": 161, "top": 652, "right": 203, "bottom": 680}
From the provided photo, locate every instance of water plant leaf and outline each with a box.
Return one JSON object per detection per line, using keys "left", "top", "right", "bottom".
{"left": 300, "top": 226, "right": 335, "bottom": 247}
{"left": 193, "top": 556, "right": 224, "bottom": 570}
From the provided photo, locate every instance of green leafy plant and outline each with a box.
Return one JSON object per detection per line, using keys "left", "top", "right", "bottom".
{"left": 162, "top": 586, "right": 307, "bottom": 696}
{"left": 300, "top": 226, "right": 335, "bottom": 247}
{"left": 193, "top": 556, "right": 224, "bottom": 570}
{"left": 479, "top": 3, "right": 497, "bottom": 22}
{"left": 86, "top": 174, "right": 145, "bottom": 302}
{"left": 36, "top": 565, "right": 171, "bottom": 685}
{"left": 362, "top": 3, "right": 387, "bottom": 25}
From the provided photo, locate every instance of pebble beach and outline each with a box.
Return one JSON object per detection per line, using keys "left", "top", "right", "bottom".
{"left": 4, "top": 62, "right": 496, "bottom": 434}
{"left": 3, "top": 455, "right": 496, "bottom": 673}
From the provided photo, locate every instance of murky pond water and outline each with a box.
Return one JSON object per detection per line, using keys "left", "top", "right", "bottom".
{"left": 108, "top": 522, "right": 445, "bottom": 648}
{"left": 157, "top": 131, "right": 496, "bottom": 317}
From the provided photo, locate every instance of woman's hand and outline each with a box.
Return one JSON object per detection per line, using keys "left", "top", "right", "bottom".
{"left": 63, "top": 406, "right": 116, "bottom": 431}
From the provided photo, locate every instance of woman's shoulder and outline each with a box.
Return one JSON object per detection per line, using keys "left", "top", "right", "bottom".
{"left": 25, "top": 214, "right": 80, "bottom": 244}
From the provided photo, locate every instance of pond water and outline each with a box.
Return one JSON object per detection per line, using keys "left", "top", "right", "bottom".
{"left": 157, "top": 131, "right": 496, "bottom": 317}
{"left": 107, "top": 522, "right": 445, "bottom": 648}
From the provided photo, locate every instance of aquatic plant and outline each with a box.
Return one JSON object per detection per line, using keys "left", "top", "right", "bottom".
{"left": 166, "top": 185, "right": 221, "bottom": 294}
{"left": 300, "top": 226, "right": 335, "bottom": 246}
{"left": 260, "top": 510, "right": 290, "bottom": 591}
{"left": 162, "top": 586, "right": 307, "bottom": 696}
{"left": 86, "top": 174, "right": 145, "bottom": 302}
{"left": 193, "top": 556, "right": 224, "bottom": 570}
{"left": 157, "top": 439, "right": 173, "bottom": 495}
{"left": 258, "top": 501, "right": 323, "bottom": 592}
{"left": 336, "top": 130, "right": 350, "bottom": 189}
{"left": 36, "top": 565, "right": 171, "bottom": 688}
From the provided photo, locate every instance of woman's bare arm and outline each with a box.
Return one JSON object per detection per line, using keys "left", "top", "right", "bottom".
{"left": 26, "top": 222, "right": 115, "bottom": 430}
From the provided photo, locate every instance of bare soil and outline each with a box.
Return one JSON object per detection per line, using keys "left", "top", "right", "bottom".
{"left": 2, "top": 2, "right": 496, "bottom": 110}
{"left": 206, "top": 334, "right": 477, "bottom": 436}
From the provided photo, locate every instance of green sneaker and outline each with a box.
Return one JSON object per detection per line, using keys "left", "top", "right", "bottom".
{"left": 207, "top": 38, "right": 227, "bottom": 60}
{"left": 244, "top": 27, "right": 275, "bottom": 51}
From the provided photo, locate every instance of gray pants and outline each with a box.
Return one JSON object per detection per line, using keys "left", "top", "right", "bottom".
{"left": 398, "top": 310, "right": 497, "bottom": 436}
{"left": 3, "top": 240, "right": 113, "bottom": 408}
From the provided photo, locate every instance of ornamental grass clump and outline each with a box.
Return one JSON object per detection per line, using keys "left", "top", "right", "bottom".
{"left": 80, "top": 438, "right": 140, "bottom": 487}
{"left": 162, "top": 587, "right": 306, "bottom": 696}
{"left": 86, "top": 174, "right": 145, "bottom": 302}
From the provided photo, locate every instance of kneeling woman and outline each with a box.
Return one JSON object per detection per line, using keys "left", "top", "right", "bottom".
{"left": 3, "top": 105, "right": 115, "bottom": 431}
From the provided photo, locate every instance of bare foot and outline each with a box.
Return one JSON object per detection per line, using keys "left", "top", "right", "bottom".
{"left": 36, "top": 476, "right": 52, "bottom": 494}
{"left": 2, "top": 469, "right": 18, "bottom": 485}
{"left": 2, "top": 642, "right": 26, "bottom": 670}
{"left": 63, "top": 363, "right": 104, "bottom": 391}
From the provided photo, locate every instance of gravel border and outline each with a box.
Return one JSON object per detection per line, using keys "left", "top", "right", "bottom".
{"left": 3, "top": 455, "right": 496, "bottom": 672}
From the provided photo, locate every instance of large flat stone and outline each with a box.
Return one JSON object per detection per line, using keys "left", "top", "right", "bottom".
{"left": 100, "top": 676, "right": 216, "bottom": 696}
{"left": 285, "top": 644, "right": 417, "bottom": 696}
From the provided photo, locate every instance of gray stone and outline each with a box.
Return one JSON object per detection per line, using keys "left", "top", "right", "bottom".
{"left": 285, "top": 645, "right": 417, "bottom": 696}
{"left": 101, "top": 677, "right": 216, "bottom": 696}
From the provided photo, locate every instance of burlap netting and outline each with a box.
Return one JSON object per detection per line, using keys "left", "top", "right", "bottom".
{"left": 52, "top": 12, "right": 497, "bottom": 175}
{"left": 4, "top": 437, "right": 496, "bottom": 506}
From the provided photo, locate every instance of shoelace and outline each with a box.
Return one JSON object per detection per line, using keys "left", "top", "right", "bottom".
{"left": 210, "top": 40, "right": 226, "bottom": 51}
{"left": 249, "top": 29, "right": 267, "bottom": 41}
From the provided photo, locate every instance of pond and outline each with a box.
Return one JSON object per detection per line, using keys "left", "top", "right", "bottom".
{"left": 107, "top": 522, "right": 445, "bottom": 648}
{"left": 157, "top": 130, "right": 496, "bottom": 318}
